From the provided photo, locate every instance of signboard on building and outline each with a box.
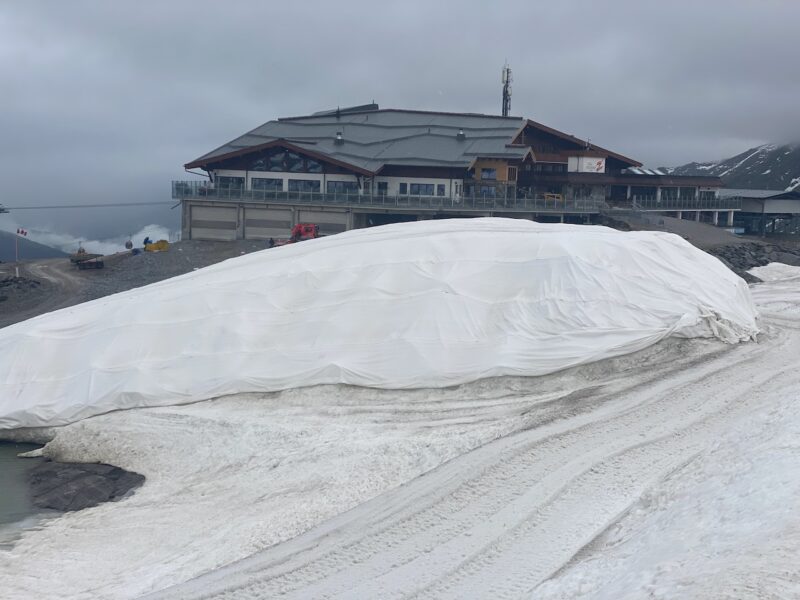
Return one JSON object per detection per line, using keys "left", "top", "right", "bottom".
{"left": 579, "top": 157, "right": 605, "bottom": 173}
{"left": 567, "top": 156, "right": 606, "bottom": 173}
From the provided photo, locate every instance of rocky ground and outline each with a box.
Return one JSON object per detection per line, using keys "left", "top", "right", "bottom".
{"left": 29, "top": 461, "right": 144, "bottom": 512}
{"left": 0, "top": 239, "right": 269, "bottom": 328}
{"left": 709, "top": 241, "right": 800, "bottom": 282}
{"left": 0, "top": 276, "right": 43, "bottom": 306}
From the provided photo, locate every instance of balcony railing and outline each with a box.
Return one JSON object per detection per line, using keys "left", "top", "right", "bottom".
{"left": 630, "top": 195, "right": 742, "bottom": 211}
{"left": 172, "top": 181, "right": 605, "bottom": 213}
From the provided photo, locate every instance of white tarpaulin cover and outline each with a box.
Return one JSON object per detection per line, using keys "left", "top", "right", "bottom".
{"left": 0, "top": 218, "right": 758, "bottom": 429}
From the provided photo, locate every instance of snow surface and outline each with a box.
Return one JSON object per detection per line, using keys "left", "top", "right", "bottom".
{"left": 0, "top": 218, "right": 758, "bottom": 430}
{"left": 0, "top": 262, "right": 797, "bottom": 599}
{"left": 749, "top": 262, "right": 800, "bottom": 282}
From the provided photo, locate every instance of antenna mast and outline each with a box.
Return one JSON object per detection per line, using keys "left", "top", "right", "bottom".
{"left": 501, "top": 63, "right": 512, "bottom": 117}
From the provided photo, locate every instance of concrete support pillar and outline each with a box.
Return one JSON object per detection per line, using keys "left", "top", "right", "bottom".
{"left": 237, "top": 205, "right": 245, "bottom": 240}
{"left": 346, "top": 210, "right": 355, "bottom": 231}
{"left": 727, "top": 211, "right": 734, "bottom": 227}
{"left": 656, "top": 187, "right": 662, "bottom": 203}
{"left": 626, "top": 185, "right": 631, "bottom": 201}
{"left": 695, "top": 211, "right": 701, "bottom": 222}
{"left": 713, "top": 211, "right": 719, "bottom": 226}
{"left": 182, "top": 200, "right": 192, "bottom": 240}
{"left": 559, "top": 214, "right": 565, "bottom": 224}
{"left": 676, "top": 211, "right": 682, "bottom": 220}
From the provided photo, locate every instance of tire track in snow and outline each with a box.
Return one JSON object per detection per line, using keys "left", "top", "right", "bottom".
{"left": 149, "top": 323, "right": 796, "bottom": 600}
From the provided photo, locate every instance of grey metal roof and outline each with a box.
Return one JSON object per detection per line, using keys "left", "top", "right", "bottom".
{"left": 188, "top": 106, "right": 529, "bottom": 173}
{"left": 717, "top": 188, "right": 800, "bottom": 199}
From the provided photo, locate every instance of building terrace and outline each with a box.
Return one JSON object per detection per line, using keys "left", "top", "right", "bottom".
{"left": 174, "top": 104, "right": 737, "bottom": 240}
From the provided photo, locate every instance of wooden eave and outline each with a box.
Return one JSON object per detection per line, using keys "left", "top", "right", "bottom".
{"left": 523, "top": 119, "right": 643, "bottom": 168}
{"left": 185, "top": 139, "right": 374, "bottom": 176}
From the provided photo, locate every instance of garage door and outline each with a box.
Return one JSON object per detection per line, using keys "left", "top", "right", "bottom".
{"left": 244, "top": 207, "right": 292, "bottom": 239}
{"left": 191, "top": 205, "right": 238, "bottom": 241}
{"left": 296, "top": 210, "right": 348, "bottom": 236}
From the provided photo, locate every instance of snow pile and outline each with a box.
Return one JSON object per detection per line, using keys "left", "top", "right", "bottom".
{"left": 749, "top": 262, "right": 800, "bottom": 282}
{"left": 0, "top": 218, "right": 758, "bottom": 429}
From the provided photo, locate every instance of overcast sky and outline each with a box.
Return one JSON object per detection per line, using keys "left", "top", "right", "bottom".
{"left": 2, "top": 0, "right": 799, "bottom": 240}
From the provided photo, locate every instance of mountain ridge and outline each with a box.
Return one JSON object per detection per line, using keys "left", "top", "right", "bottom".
{"left": 0, "top": 230, "right": 70, "bottom": 262}
{"left": 668, "top": 143, "right": 800, "bottom": 191}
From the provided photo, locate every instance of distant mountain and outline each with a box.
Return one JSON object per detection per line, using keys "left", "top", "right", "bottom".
{"left": 669, "top": 143, "right": 800, "bottom": 191}
{"left": 0, "top": 230, "right": 69, "bottom": 262}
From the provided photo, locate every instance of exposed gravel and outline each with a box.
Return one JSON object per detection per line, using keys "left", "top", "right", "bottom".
{"left": 81, "top": 240, "right": 270, "bottom": 301}
{"left": 708, "top": 242, "right": 800, "bottom": 282}
{"left": 0, "top": 240, "right": 271, "bottom": 328}
{"left": 29, "top": 461, "right": 144, "bottom": 512}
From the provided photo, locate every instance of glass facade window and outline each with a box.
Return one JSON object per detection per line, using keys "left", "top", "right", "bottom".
{"left": 377, "top": 182, "right": 388, "bottom": 195}
{"left": 288, "top": 179, "right": 320, "bottom": 193}
{"left": 327, "top": 181, "right": 359, "bottom": 194}
{"left": 251, "top": 149, "right": 324, "bottom": 173}
{"left": 573, "top": 184, "right": 596, "bottom": 199}
{"left": 217, "top": 176, "right": 244, "bottom": 189}
{"left": 410, "top": 183, "right": 435, "bottom": 195}
{"left": 481, "top": 168, "right": 497, "bottom": 180}
{"left": 436, "top": 184, "right": 446, "bottom": 197}
{"left": 399, "top": 183, "right": 408, "bottom": 195}
{"left": 661, "top": 187, "right": 678, "bottom": 201}
{"left": 679, "top": 187, "right": 696, "bottom": 200}
{"left": 480, "top": 185, "right": 496, "bottom": 197}
{"left": 251, "top": 177, "right": 282, "bottom": 191}
{"left": 507, "top": 167, "right": 518, "bottom": 181}
{"left": 286, "top": 152, "right": 304, "bottom": 173}
{"left": 268, "top": 154, "right": 284, "bottom": 171}
{"left": 631, "top": 186, "right": 657, "bottom": 200}
{"left": 699, "top": 190, "right": 715, "bottom": 202}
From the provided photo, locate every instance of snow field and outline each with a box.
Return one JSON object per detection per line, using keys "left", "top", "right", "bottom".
{"left": 534, "top": 390, "right": 800, "bottom": 599}
{"left": 153, "top": 320, "right": 796, "bottom": 600}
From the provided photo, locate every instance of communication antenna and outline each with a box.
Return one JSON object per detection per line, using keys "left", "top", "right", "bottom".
{"left": 501, "top": 62, "right": 512, "bottom": 117}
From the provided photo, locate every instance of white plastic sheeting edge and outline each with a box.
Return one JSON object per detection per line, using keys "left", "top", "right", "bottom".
{"left": 0, "top": 218, "right": 758, "bottom": 429}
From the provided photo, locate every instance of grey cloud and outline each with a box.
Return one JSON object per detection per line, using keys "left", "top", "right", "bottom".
{"left": 1, "top": 0, "right": 798, "bottom": 238}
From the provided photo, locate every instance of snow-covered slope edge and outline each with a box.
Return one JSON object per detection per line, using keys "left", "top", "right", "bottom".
{"left": 0, "top": 218, "right": 758, "bottom": 430}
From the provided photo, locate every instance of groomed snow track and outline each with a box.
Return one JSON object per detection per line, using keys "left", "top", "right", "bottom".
{"left": 148, "top": 296, "right": 800, "bottom": 599}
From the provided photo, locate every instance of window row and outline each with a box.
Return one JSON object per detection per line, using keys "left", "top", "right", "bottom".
{"left": 217, "top": 177, "right": 449, "bottom": 197}
{"left": 398, "top": 183, "right": 446, "bottom": 196}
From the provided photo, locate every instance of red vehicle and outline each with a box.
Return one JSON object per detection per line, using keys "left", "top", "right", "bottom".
{"left": 270, "top": 223, "right": 320, "bottom": 247}
{"left": 289, "top": 223, "right": 320, "bottom": 242}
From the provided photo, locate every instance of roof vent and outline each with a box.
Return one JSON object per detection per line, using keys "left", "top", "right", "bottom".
{"left": 456, "top": 128, "right": 466, "bottom": 141}
{"left": 334, "top": 131, "right": 344, "bottom": 145}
